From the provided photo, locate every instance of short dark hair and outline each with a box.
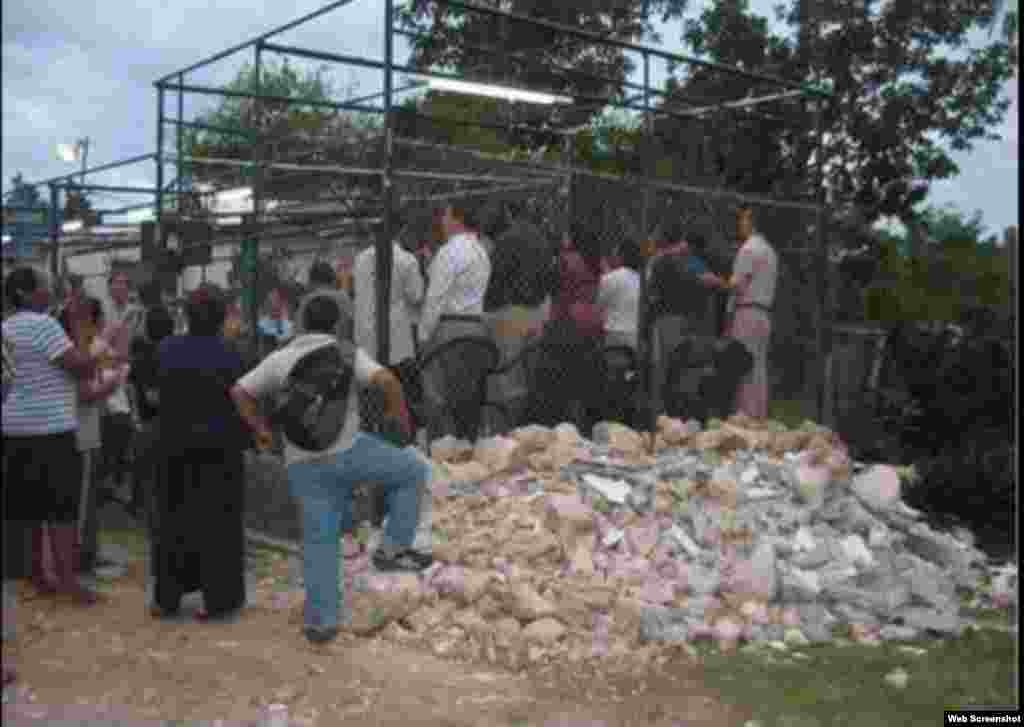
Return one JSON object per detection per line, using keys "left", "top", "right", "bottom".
{"left": 5, "top": 267, "right": 42, "bottom": 309}
{"left": 185, "top": 284, "right": 227, "bottom": 336}
{"left": 618, "top": 238, "right": 644, "bottom": 272}
{"left": 447, "top": 202, "right": 480, "bottom": 231}
{"left": 688, "top": 233, "right": 708, "bottom": 254}
{"left": 302, "top": 295, "right": 341, "bottom": 334}
{"left": 145, "top": 305, "right": 175, "bottom": 342}
{"left": 661, "top": 219, "right": 686, "bottom": 244}
{"left": 308, "top": 261, "right": 336, "bottom": 288}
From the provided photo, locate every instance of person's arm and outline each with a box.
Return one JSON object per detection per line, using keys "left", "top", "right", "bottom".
{"left": 418, "top": 245, "right": 456, "bottom": 345}
{"left": 38, "top": 316, "right": 96, "bottom": 377}
{"left": 403, "top": 251, "right": 425, "bottom": 308}
{"left": 367, "top": 365, "right": 412, "bottom": 438}
{"left": 230, "top": 384, "right": 274, "bottom": 451}
{"left": 231, "top": 358, "right": 279, "bottom": 450}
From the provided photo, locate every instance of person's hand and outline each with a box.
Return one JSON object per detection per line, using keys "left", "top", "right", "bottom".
{"left": 254, "top": 430, "right": 274, "bottom": 451}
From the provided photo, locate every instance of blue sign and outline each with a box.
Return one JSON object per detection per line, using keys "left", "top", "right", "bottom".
{"left": 1, "top": 206, "right": 60, "bottom": 258}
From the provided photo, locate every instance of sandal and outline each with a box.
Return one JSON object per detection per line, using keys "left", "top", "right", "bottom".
{"left": 2, "top": 667, "right": 16, "bottom": 687}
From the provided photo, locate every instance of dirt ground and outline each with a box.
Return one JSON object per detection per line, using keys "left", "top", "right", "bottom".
{"left": 3, "top": 546, "right": 750, "bottom": 726}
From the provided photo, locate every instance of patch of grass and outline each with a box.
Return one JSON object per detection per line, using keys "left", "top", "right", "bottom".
{"left": 99, "top": 526, "right": 148, "bottom": 560}
{"left": 768, "top": 399, "right": 816, "bottom": 430}
{"left": 698, "top": 629, "right": 1018, "bottom": 727}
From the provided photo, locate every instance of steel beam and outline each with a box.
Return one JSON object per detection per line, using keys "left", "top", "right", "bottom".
{"left": 5, "top": 153, "right": 157, "bottom": 193}
{"left": 156, "top": 81, "right": 384, "bottom": 115}
{"left": 155, "top": 0, "right": 363, "bottom": 84}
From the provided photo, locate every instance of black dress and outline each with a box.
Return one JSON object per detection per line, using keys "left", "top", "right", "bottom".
{"left": 153, "top": 335, "right": 249, "bottom": 617}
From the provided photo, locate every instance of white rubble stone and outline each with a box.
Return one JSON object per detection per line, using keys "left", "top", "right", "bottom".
{"left": 523, "top": 617, "right": 567, "bottom": 644}
{"left": 851, "top": 465, "right": 902, "bottom": 512}
{"left": 839, "top": 535, "right": 876, "bottom": 569}
{"left": 780, "top": 566, "right": 822, "bottom": 601}
{"left": 880, "top": 625, "right": 922, "bottom": 642}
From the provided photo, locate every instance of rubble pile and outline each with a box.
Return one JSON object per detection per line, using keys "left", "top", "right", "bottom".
{"left": 333, "top": 415, "right": 1014, "bottom": 666}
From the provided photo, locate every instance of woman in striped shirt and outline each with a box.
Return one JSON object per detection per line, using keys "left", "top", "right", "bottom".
{"left": 2, "top": 267, "right": 106, "bottom": 606}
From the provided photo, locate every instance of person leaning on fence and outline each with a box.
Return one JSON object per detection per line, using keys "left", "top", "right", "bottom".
{"left": 150, "top": 284, "right": 250, "bottom": 622}
{"left": 417, "top": 203, "right": 493, "bottom": 441}
{"left": 645, "top": 224, "right": 732, "bottom": 419}
{"left": 2, "top": 266, "right": 105, "bottom": 606}
{"left": 726, "top": 204, "right": 779, "bottom": 420}
{"left": 482, "top": 220, "right": 559, "bottom": 429}
{"left": 231, "top": 295, "right": 431, "bottom": 645}
{"left": 352, "top": 217, "right": 426, "bottom": 430}
{"left": 597, "top": 237, "right": 644, "bottom": 352}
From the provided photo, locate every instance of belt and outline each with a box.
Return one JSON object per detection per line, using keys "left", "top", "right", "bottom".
{"left": 439, "top": 314, "right": 483, "bottom": 323}
{"left": 735, "top": 302, "right": 773, "bottom": 315}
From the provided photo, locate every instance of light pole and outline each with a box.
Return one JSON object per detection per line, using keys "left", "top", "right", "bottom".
{"left": 56, "top": 138, "right": 91, "bottom": 184}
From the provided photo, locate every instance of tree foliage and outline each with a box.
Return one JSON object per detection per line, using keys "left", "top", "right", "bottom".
{"left": 396, "top": 0, "right": 688, "bottom": 132}
{"left": 7, "top": 173, "right": 46, "bottom": 209}
{"left": 184, "top": 58, "right": 343, "bottom": 174}
{"left": 863, "top": 205, "right": 1012, "bottom": 324}
{"left": 667, "top": 0, "right": 1016, "bottom": 221}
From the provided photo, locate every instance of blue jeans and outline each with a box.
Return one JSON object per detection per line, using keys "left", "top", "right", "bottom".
{"left": 286, "top": 432, "right": 428, "bottom": 632}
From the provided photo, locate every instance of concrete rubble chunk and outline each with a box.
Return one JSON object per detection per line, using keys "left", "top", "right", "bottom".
{"left": 523, "top": 617, "right": 567, "bottom": 644}
{"left": 431, "top": 435, "right": 474, "bottom": 463}
{"left": 780, "top": 566, "right": 822, "bottom": 602}
{"left": 851, "top": 465, "right": 902, "bottom": 512}
{"left": 473, "top": 435, "right": 522, "bottom": 473}
{"left": 348, "top": 415, "right": 1013, "bottom": 661}
{"left": 894, "top": 607, "right": 962, "bottom": 635}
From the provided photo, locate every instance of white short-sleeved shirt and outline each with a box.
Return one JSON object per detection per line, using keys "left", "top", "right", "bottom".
{"left": 2, "top": 311, "right": 77, "bottom": 436}
{"left": 729, "top": 233, "right": 778, "bottom": 315}
{"left": 353, "top": 243, "right": 425, "bottom": 365}
{"left": 236, "top": 333, "right": 383, "bottom": 466}
{"left": 597, "top": 267, "right": 641, "bottom": 340}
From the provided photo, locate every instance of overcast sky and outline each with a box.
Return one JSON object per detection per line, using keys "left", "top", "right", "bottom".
{"left": 2, "top": 0, "right": 1017, "bottom": 237}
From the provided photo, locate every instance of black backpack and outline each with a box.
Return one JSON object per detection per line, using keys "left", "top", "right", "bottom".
{"left": 272, "top": 341, "right": 356, "bottom": 452}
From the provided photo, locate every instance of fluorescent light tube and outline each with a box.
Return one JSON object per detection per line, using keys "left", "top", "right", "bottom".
{"left": 426, "top": 77, "right": 571, "bottom": 105}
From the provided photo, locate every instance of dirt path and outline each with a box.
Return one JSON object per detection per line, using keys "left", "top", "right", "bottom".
{"left": 3, "top": 539, "right": 748, "bottom": 726}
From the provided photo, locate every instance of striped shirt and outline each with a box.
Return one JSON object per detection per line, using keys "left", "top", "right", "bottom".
{"left": 1, "top": 312, "right": 77, "bottom": 435}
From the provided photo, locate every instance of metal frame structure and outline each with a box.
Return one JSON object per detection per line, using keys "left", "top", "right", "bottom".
{"left": 152, "top": 0, "right": 831, "bottom": 390}
{"left": 10, "top": 0, "right": 835, "bottom": 424}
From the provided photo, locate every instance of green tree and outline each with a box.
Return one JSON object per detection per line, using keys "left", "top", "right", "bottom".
{"left": 864, "top": 205, "right": 1011, "bottom": 323}
{"left": 6, "top": 173, "right": 46, "bottom": 209}
{"left": 671, "top": 0, "right": 1017, "bottom": 222}
{"left": 396, "top": 0, "right": 689, "bottom": 134}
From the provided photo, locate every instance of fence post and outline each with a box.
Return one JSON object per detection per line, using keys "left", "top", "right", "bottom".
{"left": 48, "top": 183, "right": 60, "bottom": 283}
{"left": 376, "top": 0, "right": 396, "bottom": 366}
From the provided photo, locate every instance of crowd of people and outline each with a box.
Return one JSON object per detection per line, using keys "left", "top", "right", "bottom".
{"left": 1, "top": 199, "right": 778, "bottom": 684}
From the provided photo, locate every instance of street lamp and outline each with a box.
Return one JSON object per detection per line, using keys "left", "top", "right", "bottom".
{"left": 55, "top": 138, "right": 91, "bottom": 184}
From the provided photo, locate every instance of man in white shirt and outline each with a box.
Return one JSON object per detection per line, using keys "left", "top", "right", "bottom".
{"left": 597, "top": 238, "right": 644, "bottom": 351}
{"left": 726, "top": 204, "right": 779, "bottom": 419}
{"left": 417, "top": 204, "right": 493, "bottom": 440}
{"left": 353, "top": 233, "right": 424, "bottom": 367}
{"left": 231, "top": 296, "right": 430, "bottom": 645}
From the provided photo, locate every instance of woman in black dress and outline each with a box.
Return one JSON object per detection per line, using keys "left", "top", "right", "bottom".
{"left": 151, "top": 285, "right": 249, "bottom": 620}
